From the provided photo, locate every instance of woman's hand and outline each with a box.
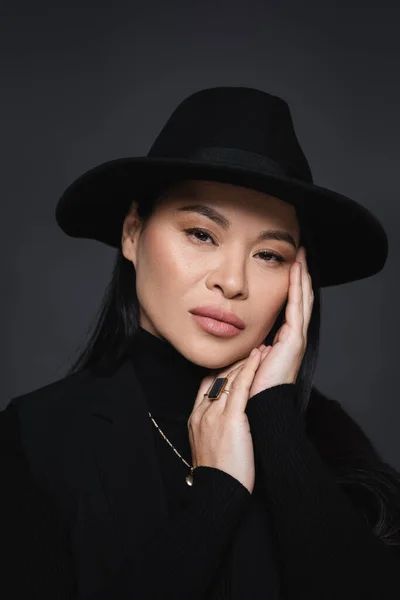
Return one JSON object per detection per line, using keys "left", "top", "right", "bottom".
{"left": 248, "top": 245, "right": 314, "bottom": 398}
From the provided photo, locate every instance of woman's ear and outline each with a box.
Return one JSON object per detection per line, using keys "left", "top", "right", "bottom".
{"left": 121, "top": 202, "right": 142, "bottom": 266}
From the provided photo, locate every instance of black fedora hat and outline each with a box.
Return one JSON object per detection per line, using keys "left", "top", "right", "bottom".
{"left": 55, "top": 86, "right": 388, "bottom": 288}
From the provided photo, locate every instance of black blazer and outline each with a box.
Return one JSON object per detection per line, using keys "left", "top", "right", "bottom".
{"left": 6, "top": 358, "right": 173, "bottom": 599}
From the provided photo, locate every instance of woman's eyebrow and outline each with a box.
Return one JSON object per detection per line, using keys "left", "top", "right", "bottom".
{"left": 175, "top": 203, "right": 298, "bottom": 249}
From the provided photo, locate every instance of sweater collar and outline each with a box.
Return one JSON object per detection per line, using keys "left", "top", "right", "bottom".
{"left": 130, "top": 326, "right": 210, "bottom": 422}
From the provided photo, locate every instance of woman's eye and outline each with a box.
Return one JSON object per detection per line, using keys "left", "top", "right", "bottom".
{"left": 184, "top": 228, "right": 285, "bottom": 264}
{"left": 185, "top": 228, "right": 213, "bottom": 244}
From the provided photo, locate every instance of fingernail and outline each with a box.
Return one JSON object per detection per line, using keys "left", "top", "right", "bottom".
{"left": 250, "top": 348, "right": 258, "bottom": 357}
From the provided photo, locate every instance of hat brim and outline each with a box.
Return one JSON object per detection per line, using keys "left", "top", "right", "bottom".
{"left": 55, "top": 156, "right": 388, "bottom": 288}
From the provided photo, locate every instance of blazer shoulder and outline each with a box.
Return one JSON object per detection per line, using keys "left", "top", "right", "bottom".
{"left": 2, "top": 369, "right": 103, "bottom": 519}
{"left": 8, "top": 368, "right": 93, "bottom": 419}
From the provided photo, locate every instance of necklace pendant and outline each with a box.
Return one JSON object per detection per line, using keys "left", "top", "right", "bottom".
{"left": 186, "top": 471, "right": 194, "bottom": 486}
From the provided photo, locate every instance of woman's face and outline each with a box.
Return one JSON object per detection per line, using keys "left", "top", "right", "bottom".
{"left": 122, "top": 179, "right": 301, "bottom": 370}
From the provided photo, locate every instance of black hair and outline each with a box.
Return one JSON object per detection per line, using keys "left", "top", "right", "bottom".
{"left": 66, "top": 181, "right": 400, "bottom": 555}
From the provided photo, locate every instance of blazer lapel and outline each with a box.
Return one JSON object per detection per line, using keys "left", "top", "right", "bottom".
{"left": 89, "top": 357, "right": 169, "bottom": 563}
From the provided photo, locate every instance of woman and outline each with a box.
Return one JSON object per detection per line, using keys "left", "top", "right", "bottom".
{"left": 2, "top": 86, "right": 400, "bottom": 599}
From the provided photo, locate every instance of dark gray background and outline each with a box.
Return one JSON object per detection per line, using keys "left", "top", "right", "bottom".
{"left": 2, "top": 1, "right": 399, "bottom": 469}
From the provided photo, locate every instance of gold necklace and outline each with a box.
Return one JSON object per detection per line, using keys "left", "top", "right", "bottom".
{"left": 148, "top": 411, "right": 195, "bottom": 486}
{"left": 148, "top": 383, "right": 230, "bottom": 486}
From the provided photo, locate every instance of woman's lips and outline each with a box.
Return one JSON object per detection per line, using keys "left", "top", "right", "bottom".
{"left": 190, "top": 313, "right": 243, "bottom": 337}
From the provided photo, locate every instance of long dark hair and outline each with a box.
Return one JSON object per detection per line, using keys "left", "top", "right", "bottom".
{"left": 66, "top": 181, "right": 400, "bottom": 554}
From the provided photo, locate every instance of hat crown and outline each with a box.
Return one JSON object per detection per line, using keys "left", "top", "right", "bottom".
{"left": 148, "top": 86, "right": 313, "bottom": 183}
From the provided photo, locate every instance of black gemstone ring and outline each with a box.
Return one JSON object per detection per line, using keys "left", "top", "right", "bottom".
{"left": 206, "top": 377, "right": 229, "bottom": 400}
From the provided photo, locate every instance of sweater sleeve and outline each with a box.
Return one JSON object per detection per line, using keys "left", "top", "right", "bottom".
{"left": 90, "top": 466, "right": 251, "bottom": 600}
{"left": 244, "top": 383, "right": 400, "bottom": 600}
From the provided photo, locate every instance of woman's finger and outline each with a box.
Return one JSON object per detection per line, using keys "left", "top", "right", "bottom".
{"left": 284, "top": 259, "right": 304, "bottom": 342}
{"left": 301, "top": 254, "right": 314, "bottom": 339}
{"left": 223, "top": 348, "right": 262, "bottom": 416}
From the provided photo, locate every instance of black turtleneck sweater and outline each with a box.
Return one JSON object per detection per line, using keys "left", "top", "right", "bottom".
{"left": 125, "top": 326, "right": 400, "bottom": 600}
